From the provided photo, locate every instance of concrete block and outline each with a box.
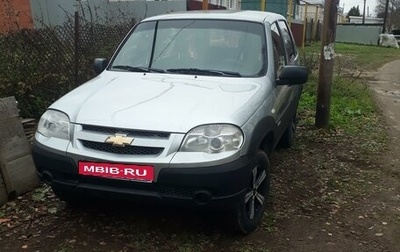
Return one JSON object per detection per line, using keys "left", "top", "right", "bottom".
{"left": 0, "top": 119, "right": 31, "bottom": 161}
{"left": 0, "top": 96, "right": 39, "bottom": 205}
{"left": 0, "top": 97, "right": 19, "bottom": 119}
{"left": 0, "top": 174, "right": 8, "bottom": 206}
{"left": 3, "top": 155, "right": 39, "bottom": 197}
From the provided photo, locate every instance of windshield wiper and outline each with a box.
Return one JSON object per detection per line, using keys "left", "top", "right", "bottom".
{"left": 166, "top": 68, "right": 241, "bottom": 77}
{"left": 111, "top": 65, "right": 165, "bottom": 73}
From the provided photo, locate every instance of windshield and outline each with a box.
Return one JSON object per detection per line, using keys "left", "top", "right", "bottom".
{"left": 110, "top": 19, "right": 266, "bottom": 77}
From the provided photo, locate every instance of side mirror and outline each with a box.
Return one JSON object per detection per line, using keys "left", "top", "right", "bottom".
{"left": 93, "top": 58, "right": 109, "bottom": 75}
{"left": 276, "top": 65, "right": 308, "bottom": 86}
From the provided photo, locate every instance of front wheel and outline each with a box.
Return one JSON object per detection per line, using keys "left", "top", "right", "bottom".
{"left": 232, "top": 150, "right": 270, "bottom": 234}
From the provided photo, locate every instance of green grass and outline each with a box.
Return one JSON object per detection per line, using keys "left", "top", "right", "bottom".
{"left": 299, "top": 75, "right": 376, "bottom": 132}
{"left": 335, "top": 43, "right": 400, "bottom": 70}
{"left": 303, "top": 42, "right": 400, "bottom": 70}
{"left": 298, "top": 43, "right": 393, "bottom": 150}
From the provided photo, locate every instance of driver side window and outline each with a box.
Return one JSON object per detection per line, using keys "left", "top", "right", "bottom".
{"left": 112, "top": 22, "right": 155, "bottom": 67}
{"left": 271, "top": 23, "right": 285, "bottom": 76}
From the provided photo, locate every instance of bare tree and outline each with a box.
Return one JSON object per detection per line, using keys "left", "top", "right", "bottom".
{"left": 376, "top": 0, "right": 400, "bottom": 30}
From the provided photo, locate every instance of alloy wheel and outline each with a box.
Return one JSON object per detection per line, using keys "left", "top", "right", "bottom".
{"left": 244, "top": 165, "right": 267, "bottom": 219}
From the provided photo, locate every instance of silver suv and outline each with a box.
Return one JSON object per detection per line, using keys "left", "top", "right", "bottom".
{"left": 32, "top": 11, "right": 308, "bottom": 234}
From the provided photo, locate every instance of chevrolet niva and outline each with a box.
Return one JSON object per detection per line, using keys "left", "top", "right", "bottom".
{"left": 32, "top": 10, "right": 308, "bottom": 234}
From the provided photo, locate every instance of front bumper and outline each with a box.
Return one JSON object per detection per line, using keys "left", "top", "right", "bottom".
{"left": 32, "top": 140, "right": 255, "bottom": 209}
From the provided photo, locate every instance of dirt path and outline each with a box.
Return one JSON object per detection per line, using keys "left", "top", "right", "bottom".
{"left": 343, "top": 60, "right": 400, "bottom": 250}
{"left": 365, "top": 60, "right": 400, "bottom": 251}
{"left": 369, "top": 59, "right": 400, "bottom": 166}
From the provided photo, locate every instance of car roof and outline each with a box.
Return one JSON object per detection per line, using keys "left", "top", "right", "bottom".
{"left": 142, "top": 10, "right": 286, "bottom": 24}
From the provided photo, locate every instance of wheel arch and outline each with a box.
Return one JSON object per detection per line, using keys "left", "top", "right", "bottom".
{"left": 242, "top": 116, "right": 277, "bottom": 156}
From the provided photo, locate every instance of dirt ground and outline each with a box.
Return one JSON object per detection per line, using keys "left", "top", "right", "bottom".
{"left": 265, "top": 59, "right": 400, "bottom": 252}
{"left": 0, "top": 61, "right": 399, "bottom": 252}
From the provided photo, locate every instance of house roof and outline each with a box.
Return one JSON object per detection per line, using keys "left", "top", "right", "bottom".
{"left": 301, "top": 0, "right": 324, "bottom": 5}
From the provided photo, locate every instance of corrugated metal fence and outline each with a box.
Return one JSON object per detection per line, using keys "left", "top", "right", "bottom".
{"left": 336, "top": 24, "right": 383, "bottom": 45}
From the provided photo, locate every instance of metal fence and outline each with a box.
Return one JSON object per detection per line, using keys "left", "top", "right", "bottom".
{"left": 0, "top": 14, "right": 133, "bottom": 119}
{"left": 336, "top": 23, "right": 382, "bottom": 45}
{"left": 0, "top": 0, "right": 193, "bottom": 119}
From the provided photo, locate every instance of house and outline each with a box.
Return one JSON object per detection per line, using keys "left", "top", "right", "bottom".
{"left": 348, "top": 16, "right": 383, "bottom": 24}
{"left": 267, "top": 0, "right": 300, "bottom": 19}
{"left": 337, "top": 6, "right": 346, "bottom": 23}
{"left": 298, "top": 0, "right": 324, "bottom": 21}
{"left": 298, "top": 1, "right": 346, "bottom": 23}
{"left": 241, "top": 0, "right": 300, "bottom": 20}
{"left": 203, "top": 0, "right": 240, "bottom": 10}
{"left": 0, "top": 0, "right": 33, "bottom": 33}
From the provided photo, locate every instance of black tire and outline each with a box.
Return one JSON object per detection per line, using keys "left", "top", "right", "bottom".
{"left": 278, "top": 114, "right": 297, "bottom": 149}
{"left": 52, "top": 187, "right": 90, "bottom": 206}
{"left": 232, "top": 150, "right": 270, "bottom": 234}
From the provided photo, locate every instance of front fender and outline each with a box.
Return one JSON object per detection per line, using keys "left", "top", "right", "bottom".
{"left": 241, "top": 116, "right": 277, "bottom": 156}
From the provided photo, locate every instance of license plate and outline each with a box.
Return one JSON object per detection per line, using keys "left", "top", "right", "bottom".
{"left": 78, "top": 161, "right": 154, "bottom": 182}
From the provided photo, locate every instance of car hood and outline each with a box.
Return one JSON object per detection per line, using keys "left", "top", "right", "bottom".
{"left": 50, "top": 71, "right": 268, "bottom": 133}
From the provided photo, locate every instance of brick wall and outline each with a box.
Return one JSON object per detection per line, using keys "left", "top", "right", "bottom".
{"left": 0, "top": 0, "right": 33, "bottom": 33}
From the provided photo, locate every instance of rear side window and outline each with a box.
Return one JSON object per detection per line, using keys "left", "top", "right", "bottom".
{"left": 277, "top": 21, "right": 296, "bottom": 63}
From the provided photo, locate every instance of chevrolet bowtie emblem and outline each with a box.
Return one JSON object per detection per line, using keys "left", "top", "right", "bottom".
{"left": 105, "top": 134, "right": 134, "bottom": 147}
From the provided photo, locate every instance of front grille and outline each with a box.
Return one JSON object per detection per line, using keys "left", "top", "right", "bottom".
{"left": 81, "top": 125, "right": 170, "bottom": 138}
{"left": 81, "top": 140, "right": 163, "bottom": 155}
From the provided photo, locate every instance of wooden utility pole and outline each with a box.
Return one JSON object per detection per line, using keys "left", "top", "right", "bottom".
{"left": 362, "top": 0, "right": 366, "bottom": 24}
{"left": 302, "top": 2, "right": 308, "bottom": 49}
{"left": 382, "top": 0, "right": 390, "bottom": 33}
{"left": 313, "top": 6, "right": 319, "bottom": 41}
{"left": 315, "top": 0, "right": 339, "bottom": 128}
{"left": 202, "top": 0, "right": 208, "bottom": 10}
{"left": 288, "top": 0, "right": 293, "bottom": 26}
{"left": 261, "top": 0, "right": 266, "bottom": 11}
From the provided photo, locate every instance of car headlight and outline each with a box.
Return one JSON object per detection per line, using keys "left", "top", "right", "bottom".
{"left": 180, "top": 124, "right": 243, "bottom": 153}
{"left": 37, "top": 110, "right": 70, "bottom": 140}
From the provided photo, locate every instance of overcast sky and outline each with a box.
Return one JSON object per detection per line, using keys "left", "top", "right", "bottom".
{"left": 341, "top": 0, "right": 377, "bottom": 16}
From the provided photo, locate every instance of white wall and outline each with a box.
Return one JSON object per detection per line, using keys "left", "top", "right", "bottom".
{"left": 348, "top": 16, "right": 383, "bottom": 24}
{"left": 297, "top": 4, "right": 323, "bottom": 21}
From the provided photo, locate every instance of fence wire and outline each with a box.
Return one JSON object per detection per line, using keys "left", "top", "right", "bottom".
{"left": 0, "top": 17, "right": 134, "bottom": 118}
